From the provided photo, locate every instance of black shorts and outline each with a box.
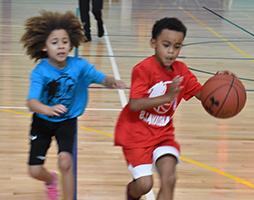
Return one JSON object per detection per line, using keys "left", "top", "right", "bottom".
{"left": 28, "top": 114, "right": 77, "bottom": 165}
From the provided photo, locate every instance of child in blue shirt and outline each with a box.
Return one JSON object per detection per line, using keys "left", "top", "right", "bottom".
{"left": 21, "top": 10, "right": 125, "bottom": 200}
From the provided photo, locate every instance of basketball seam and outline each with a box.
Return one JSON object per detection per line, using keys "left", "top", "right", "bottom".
{"left": 215, "top": 76, "right": 235, "bottom": 117}
{"left": 202, "top": 83, "right": 230, "bottom": 112}
{"left": 202, "top": 84, "right": 229, "bottom": 103}
{"left": 233, "top": 86, "right": 240, "bottom": 114}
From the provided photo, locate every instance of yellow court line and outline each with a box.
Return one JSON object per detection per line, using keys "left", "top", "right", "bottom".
{"left": 80, "top": 126, "right": 113, "bottom": 137}
{"left": 79, "top": 124, "right": 254, "bottom": 189}
{"left": 0, "top": 108, "right": 31, "bottom": 116}
{"left": 181, "top": 156, "right": 254, "bottom": 188}
{"left": 179, "top": 7, "right": 254, "bottom": 61}
{"left": 1, "top": 108, "right": 254, "bottom": 189}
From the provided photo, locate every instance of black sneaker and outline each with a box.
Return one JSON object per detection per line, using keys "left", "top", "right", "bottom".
{"left": 84, "top": 34, "right": 91, "bottom": 42}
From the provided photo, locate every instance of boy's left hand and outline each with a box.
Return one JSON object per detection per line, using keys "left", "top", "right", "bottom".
{"left": 104, "top": 76, "right": 127, "bottom": 89}
{"left": 112, "top": 79, "right": 127, "bottom": 89}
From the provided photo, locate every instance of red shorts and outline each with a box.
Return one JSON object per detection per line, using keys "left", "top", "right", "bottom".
{"left": 122, "top": 140, "right": 180, "bottom": 179}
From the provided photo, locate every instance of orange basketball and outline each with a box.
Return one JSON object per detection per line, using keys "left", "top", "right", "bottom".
{"left": 200, "top": 73, "right": 246, "bottom": 118}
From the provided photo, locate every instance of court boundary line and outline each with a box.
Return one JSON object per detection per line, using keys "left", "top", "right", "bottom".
{"left": 1, "top": 108, "right": 254, "bottom": 189}
{"left": 2, "top": 13, "right": 252, "bottom": 199}
{"left": 203, "top": 6, "right": 254, "bottom": 38}
{"left": 103, "top": 25, "right": 127, "bottom": 107}
{"left": 103, "top": 25, "right": 155, "bottom": 200}
{"left": 178, "top": 6, "right": 254, "bottom": 61}
{"left": 0, "top": 106, "right": 121, "bottom": 111}
{"left": 78, "top": 126, "right": 254, "bottom": 189}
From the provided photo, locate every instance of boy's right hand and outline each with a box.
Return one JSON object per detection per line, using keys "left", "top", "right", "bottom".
{"left": 46, "top": 104, "right": 67, "bottom": 117}
{"left": 166, "top": 75, "right": 184, "bottom": 100}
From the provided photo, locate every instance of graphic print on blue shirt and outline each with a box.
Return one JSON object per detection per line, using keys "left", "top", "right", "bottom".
{"left": 28, "top": 57, "right": 106, "bottom": 122}
{"left": 46, "top": 73, "right": 76, "bottom": 118}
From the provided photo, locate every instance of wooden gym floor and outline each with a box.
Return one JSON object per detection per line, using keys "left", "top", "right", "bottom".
{"left": 0, "top": 0, "right": 253, "bottom": 199}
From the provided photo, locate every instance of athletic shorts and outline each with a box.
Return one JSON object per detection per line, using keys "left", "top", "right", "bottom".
{"left": 28, "top": 114, "right": 77, "bottom": 165}
{"left": 123, "top": 140, "right": 180, "bottom": 179}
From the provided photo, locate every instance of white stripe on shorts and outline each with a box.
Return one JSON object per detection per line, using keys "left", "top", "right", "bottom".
{"left": 128, "top": 164, "right": 153, "bottom": 179}
{"left": 128, "top": 146, "right": 180, "bottom": 179}
{"left": 153, "top": 146, "right": 180, "bottom": 163}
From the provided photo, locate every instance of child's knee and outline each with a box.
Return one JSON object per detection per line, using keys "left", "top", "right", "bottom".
{"left": 161, "top": 174, "right": 177, "bottom": 187}
{"left": 28, "top": 165, "right": 42, "bottom": 178}
{"left": 58, "top": 152, "right": 72, "bottom": 172}
{"left": 136, "top": 176, "right": 153, "bottom": 194}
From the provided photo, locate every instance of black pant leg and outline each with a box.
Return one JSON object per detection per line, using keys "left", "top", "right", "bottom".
{"left": 91, "top": 0, "right": 104, "bottom": 37}
{"left": 91, "top": 0, "right": 103, "bottom": 21}
{"left": 79, "top": 0, "right": 91, "bottom": 37}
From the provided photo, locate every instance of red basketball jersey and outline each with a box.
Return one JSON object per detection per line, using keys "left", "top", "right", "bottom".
{"left": 114, "top": 55, "right": 202, "bottom": 149}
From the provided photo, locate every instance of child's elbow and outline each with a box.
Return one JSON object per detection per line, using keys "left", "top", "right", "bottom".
{"left": 26, "top": 99, "right": 35, "bottom": 112}
{"left": 26, "top": 100, "right": 31, "bottom": 108}
{"left": 26, "top": 100, "right": 32, "bottom": 111}
{"left": 195, "top": 91, "right": 201, "bottom": 101}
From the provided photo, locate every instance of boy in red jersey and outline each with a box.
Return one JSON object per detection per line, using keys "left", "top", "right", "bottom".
{"left": 114, "top": 17, "right": 202, "bottom": 200}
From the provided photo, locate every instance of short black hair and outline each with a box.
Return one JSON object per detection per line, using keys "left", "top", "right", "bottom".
{"left": 152, "top": 17, "right": 187, "bottom": 39}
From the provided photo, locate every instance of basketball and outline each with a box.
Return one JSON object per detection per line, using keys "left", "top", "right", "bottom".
{"left": 200, "top": 73, "right": 247, "bottom": 118}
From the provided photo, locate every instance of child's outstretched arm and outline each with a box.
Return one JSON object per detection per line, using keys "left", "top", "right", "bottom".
{"left": 103, "top": 76, "right": 126, "bottom": 89}
{"left": 129, "top": 76, "right": 183, "bottom": 111}
{"left": 195, "top": 92, "right": 201, "bottom": 100}
{"left": 27, "top": 99, "right": 67, "bottom": 117}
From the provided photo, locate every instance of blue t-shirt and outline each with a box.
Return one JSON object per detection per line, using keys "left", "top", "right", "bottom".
{"left": 27, "top": 56, "right": 106, "bottom": 122}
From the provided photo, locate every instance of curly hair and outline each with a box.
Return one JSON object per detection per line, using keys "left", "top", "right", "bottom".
{"left": 20, "top": 10, "right": 84, "bottom": 61}
{"left": 152, "top": 17, "right": 187, "bottom": 39}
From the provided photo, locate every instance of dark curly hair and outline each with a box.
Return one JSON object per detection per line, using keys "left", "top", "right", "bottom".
{"left": 20, "top": 10, "right": 84, "bottom": 61}
{"left": 152, "top": 17, "right": 187, "bottom": 39}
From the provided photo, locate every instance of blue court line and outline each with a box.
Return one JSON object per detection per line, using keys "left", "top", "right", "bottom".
{"left": 203, "top": 6, "right": 254, "bottom": 38}
{"left": 73, "top": 8, "right": 79, "bottom": 200}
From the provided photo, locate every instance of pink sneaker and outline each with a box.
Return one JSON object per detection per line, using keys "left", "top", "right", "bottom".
{"left": 45, "top": 172, "right": 58, "bottom": 200}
